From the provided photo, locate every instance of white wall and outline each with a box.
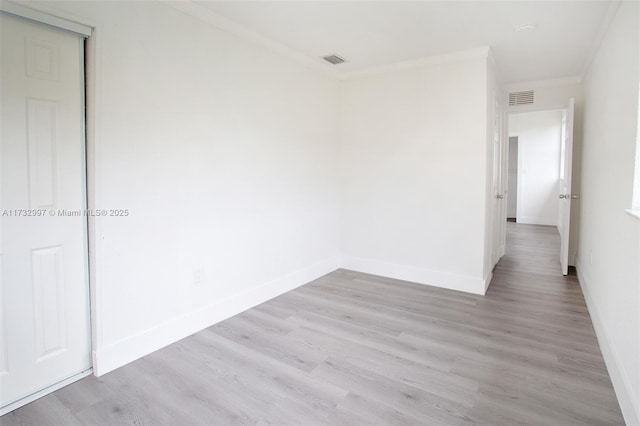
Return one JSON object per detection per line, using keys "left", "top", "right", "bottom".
{"left": 578, "top": 1, "right": 640, "bottom": 424}
{"left": 509, "top": 110, "right": 563, "bottom": 226}
{"left": 35, "top": 0, "right": 341, "bottom": 375}
{"left": 506, "top": 77, "right": 583, "bottom": 114}
{"left": 339, "top": 50, "right": 491, "bottom": 295}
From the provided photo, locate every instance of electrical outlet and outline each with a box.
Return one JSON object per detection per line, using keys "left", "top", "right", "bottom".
{"left": 193, "top": 268, "right": 203, "bottom": 286}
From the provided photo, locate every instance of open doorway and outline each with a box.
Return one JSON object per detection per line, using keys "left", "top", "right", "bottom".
{"left": 506, "top": 101, "right": 576, "bottom": 276}
{"left": 508, "top": 110, "right": 564, "bottom": 226}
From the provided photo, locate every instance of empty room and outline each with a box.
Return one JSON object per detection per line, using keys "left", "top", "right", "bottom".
{"left": 1, "top": 0, "right": 638, "bottom": 424}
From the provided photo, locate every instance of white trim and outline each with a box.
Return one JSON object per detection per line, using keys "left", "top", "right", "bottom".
{"left": 339, "top": 46, "right": 490, "bottom": 81}
{"left": 83, "top": 19, "right": 104, "bottom": 367}
{"left": 341, "top": 255, "right": 488, "bottom": 295}
{"left": 484, "top": 269, "right": 493, "bottom": 293}
{"left": 0, "top": 369, "right": 92, "bottom": 416}
{"left": 92, "top": 256, "right": 340, "bottom": 376}
{"left": 508, "top": 107, "right": 566, "bottom": 116}
{"left": 158, "top": 2, "right": 489, "bottom": 83}
{"left": 0, "top": 0, "right": 91, "bottom": 37}
{"left": 576, "top": 261, "right": 640, "bottom": 426}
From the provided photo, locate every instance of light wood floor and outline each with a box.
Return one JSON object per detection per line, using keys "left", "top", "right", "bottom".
{"left": 2, "top": 223, "right": 624, "bottom": 425}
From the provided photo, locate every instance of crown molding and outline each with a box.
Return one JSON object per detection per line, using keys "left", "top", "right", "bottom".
{"left": 338, "top": 46, "right": 491, "bottom": 81}
{"left": 161, "top": 2, "right": 491, "bottom": 83}
{"left": 160, "top": 0, "right": 341, "bottom": 80}
{"left": 0, "top": 0, "right": 92, "bottom": 36}
{"left": 581, "top": 0, "right": 622, "bottom": 78}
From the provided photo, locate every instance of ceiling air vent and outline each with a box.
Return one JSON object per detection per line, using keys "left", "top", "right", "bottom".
{"left": 509, "top": 90, "right": 535, "bottom": 106}
{"left": 322, "top": 54, "right": 347, "bottom": 65}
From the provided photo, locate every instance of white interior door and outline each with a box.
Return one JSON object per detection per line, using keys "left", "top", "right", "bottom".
{"left": 492, "top": 96, "right": 507, "bottom": 265}
{"left": 0, "top": 13, "right": 91, "bottom": 413}
{"left": 507, "top": 138, "right": 518, "bottom": 219}
{"left": 558, "top": 98, "right": 575, "bottom": 275}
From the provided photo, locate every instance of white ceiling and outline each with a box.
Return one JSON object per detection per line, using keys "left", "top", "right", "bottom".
{"left": 194, "top": 0, "right": 616, "bottom": 83}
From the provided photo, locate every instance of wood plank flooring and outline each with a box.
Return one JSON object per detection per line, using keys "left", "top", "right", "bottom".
{"left": 2, "top": 223, "right": 624, "bottom": 425}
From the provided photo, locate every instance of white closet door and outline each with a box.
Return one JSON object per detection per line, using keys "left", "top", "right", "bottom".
{"left": 0, "top": 12, "right": 91, "bottom": 413}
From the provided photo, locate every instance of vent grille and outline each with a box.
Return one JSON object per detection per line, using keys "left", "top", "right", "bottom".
{"left": 509, "top": 90, "right": 535, "bottom": 106}
{"left": 322, "top": 54, "right": 346, "bottom": 65}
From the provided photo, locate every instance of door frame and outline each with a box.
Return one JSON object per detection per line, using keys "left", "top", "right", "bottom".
{"left": 0, "top": 1, "right": 104, "bottom": 412}
{"left": 505, "top": 106, "right": 573, "bottom": 268}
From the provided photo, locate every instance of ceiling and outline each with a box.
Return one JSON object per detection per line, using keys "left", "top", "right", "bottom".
{"left": 194, "top": 0, "right": 616, "bottom": 83}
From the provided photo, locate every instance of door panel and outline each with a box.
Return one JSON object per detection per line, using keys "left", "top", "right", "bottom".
{"left": 0, "top": 13, "right": 91, "bottom": 411}
{"left": 507, "top": 138, "right": 518, "bottom": 219}
{"left": 492, "top": 95, "right": 506, "bottom": 266}
{"left": 558, "top": 98, "right": 575, "bottom": 275}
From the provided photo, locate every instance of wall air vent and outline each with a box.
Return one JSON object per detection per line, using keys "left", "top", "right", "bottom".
{"left": 509, "top": 90, "right": 535, "bottom": 106}
{"left": 322, "top": 54, "right": 347, "bottom": 65}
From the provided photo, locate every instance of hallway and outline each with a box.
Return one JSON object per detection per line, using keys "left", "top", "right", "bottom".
{"left": 499, "top": 222, "right": 566, "bottom": 276}
{"left": 2, "top": 224, "right": 624, "bottom": 425}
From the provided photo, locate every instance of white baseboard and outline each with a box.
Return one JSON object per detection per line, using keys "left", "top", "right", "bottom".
{"left": 341, "top": 255, "right": 487, "bottom": 295}
{"left": 517, "top": 216, "right": 557, "bottom": 226}
{"left": 484, "top": 269, "right": 493, "bottom": 293}
{"left": 576, "top": 260, "right": 640, "bottom": 426}
{"left": 93, "top": 256, "right": 340, "bottom": 376}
